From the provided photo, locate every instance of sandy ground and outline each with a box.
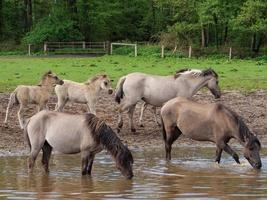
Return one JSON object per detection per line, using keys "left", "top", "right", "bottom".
{"left": 0, "top": 90, "right": 266, "bottom": 155}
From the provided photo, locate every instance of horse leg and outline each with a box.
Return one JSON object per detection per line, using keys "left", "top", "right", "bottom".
{"left": 128, "top": 105, "right": 136, "bottom": 132}
{"left": 86, "top": 99, "right": 96, "bottom": 115}
{"left": 42, "top": 141, "right": 53, "bottom": 173}
{"left": 17, "top": 104, "right": 25, "bottom": 129}
{"left": 117, "top": 100, "right": 137, "bottom": 133}
{"left": 165, "top": 125, "right": 182, "bottom": 161}
{"left": 152, "top": 106, "right": 161, "bottom": 127}
{"left": 87, "top": 154, "right": 95, "bottom": 175}
{"left": 215, "top": 147, "right": 223, "bottom": 163}
{"left": 28, "top": 146, "right": 43, "bottom": 173}
{"left": 223, "top": 144, "right": 240, "bottom": 164}
{"left": 55, "top": 97, "right": 68, "bottom": 112}
{"left": 81, "top": 151, "right": 90, "bottom": 175}
{"left": 138, "top": 102, "right": 147, "bottom": 127}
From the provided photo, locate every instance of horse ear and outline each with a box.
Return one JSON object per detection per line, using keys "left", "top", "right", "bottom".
{"left": 47, "top": 70, "right": 52, "bottom": 74}
{"left": 102, "top": 74, "right": 107, "bottom": 78}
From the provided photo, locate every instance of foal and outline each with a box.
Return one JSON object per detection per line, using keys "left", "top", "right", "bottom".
{"left": 55, "top": 74, "right": 113, "bottom": 114}
{"left": 161, "top": 97, "right": 262, "bottom": 169}
{"left": 4, "top": 71, "right": 63, "bottom": 129}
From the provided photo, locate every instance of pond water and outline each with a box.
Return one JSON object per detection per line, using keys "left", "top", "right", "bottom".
{"left": 0, "top": 147, "right": 267, "bottom": 199}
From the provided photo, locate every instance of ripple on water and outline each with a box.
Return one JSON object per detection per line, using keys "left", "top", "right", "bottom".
{"left": 0, "top": 147, "right": 267, "bottom": 199}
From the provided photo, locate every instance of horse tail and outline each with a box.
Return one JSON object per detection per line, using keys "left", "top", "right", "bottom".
{"left": 115, "top": 76, "right": 126, "bottom": 104}
{"left": 4, "top": 91, "right": 19, "bottom": 124}
{"left": 24, "top": 118, "right": 31, "bottom": 151}
{"left": 161, "top": 116, "right": 167, "bottom": 142}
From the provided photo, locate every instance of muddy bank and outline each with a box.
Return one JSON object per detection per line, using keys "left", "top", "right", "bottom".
{"left": 0, "top": 90, "right": 266, "bottom": 155}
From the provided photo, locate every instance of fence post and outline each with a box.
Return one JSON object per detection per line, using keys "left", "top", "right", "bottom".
{"left": 82, "top": 41, "right": 86, "bottom": 49}
{"left": 134, "top": 44, "right": 137, "bottom": 57}
{"left": 106, "top": 41, "right": 110, "bottom": 54}
{"left": 110, "top": 43, "right": 113, "bottom": 55}
{"left": 188, "top": 46, "right": 192, "bottom": 58}
{"left": 161, "top": 45, "right": 164, "bottom": 58}
{"left": 44, "top": 42, "right": 47, "bottom": 54}
{"left": 28, "top": 44, "right": 31, "bottom": 56}
{"left": 229, "top": 47, "right": 232, "bottom": 60}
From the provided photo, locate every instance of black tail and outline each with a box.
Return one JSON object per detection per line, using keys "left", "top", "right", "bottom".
{"left": 115, "top": 77, "right": 126, "bottom": 104}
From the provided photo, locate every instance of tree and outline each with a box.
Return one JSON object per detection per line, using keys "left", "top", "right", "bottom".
{"left": 234, "top": 0, "right": 267, "bottom": 53}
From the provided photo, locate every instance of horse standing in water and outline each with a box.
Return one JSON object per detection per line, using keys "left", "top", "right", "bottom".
{"left": 4, "top": 71, "right": 64, "bottom": 129}
{"left": 161, "top": 97, "right": 262, "bottom": 169}
{"left": 24, "top": 111, "right": 134, "bottom": 179}
{"left": 55, "top": 74, "right": 113, "bottom": 114}
{"left": 115, "top": 69, "right": 221, "bottom": 132}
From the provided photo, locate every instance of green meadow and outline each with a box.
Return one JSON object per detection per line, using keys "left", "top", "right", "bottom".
{"left": 0, "top": 55, "right": 266, "bottom": 92}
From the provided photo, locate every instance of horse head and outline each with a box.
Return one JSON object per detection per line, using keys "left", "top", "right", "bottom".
{"left": 99, "top": 75, "right": 113, "bottom": 94}
{"left": 115, "top": 146, "right": 134, "bottom": 179}
{"left": 244, "top": 135, "right": 262, "bottom": 169}
{"left": 42, "top": 70, "right": 64, "bottom": 86}
{"left": 202, "top": 69, "right": 221, "bottom": 99}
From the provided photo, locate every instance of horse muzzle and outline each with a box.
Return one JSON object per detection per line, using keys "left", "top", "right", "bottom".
{"left": 108, "top": 89, "right": 113, "bottom": 94}
{"left": 59, "top": 80, "right": 64, "bottom": 85}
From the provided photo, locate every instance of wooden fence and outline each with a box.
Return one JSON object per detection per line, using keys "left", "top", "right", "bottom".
{"left": 42, "top": 41, "right": 108, "bottom": 55}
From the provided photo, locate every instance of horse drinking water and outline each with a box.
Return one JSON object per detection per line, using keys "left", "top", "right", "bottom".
{"left": 4, "top": 71, "right": 64, "bottom": 129}
{"left": 24, "top": 111, "right": 134, "bottom": 179}
{"left": 161, "top": 97, "right": 262, "bottom": 169}
{"left": 115, "top": 69, "right": 221, "bottom": 132}
{"left": 55, "top": 74, "right": 113, "bottom": 114}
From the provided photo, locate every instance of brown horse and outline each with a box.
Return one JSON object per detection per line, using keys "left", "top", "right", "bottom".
{"left": 24, "top": 111, "right": 134, "bottom": 179}
{"left": 4, "top": 70, "right": 64, "bottom": 129}
{"left": 161, "top": 97, "right": 262, "bottom": 169}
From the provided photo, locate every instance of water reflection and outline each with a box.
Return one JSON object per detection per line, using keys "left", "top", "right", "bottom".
{"left": 0, "top": 147, "right": 267, "bottom": 199}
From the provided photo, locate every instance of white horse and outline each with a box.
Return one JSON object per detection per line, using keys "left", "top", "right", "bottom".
{"left": 115, "top": 68, "right": 221, "bottom": 132}
{"left": 55, "top": 75, "right": 113, "bottom": 114}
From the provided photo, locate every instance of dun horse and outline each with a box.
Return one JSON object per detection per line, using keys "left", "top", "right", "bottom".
{"left": 55, "top": 74, "right": 113, "bottom": 114}
{"left": 115, "top": 69, "right": 221, "bottom": 132}
{"left": 4, "top": 71, "right": 63, "bottom": 129}
{"left": 24, "top": 111, "right": 134, "bottom": 179}
{"left": 161, "top": 97, "right": 262, "bottom": 169}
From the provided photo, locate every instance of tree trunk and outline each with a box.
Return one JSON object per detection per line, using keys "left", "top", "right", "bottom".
{"left": 213, "top": 15, "right": 219, "bottom": 48}
{"left": 0, "top": 0, "right": 2, "bottom": 40}
{"left": 254, "top": 34, "right": 262, "bottom": 53}
{"left": 224, "top": 24, "right": 228, "bottom": 45}
{"left": 201, "top": 24, "right": 206, "bottom": 48}
{"left": 251, "top": 33, "right": 256, "bottom": 52}
{"left": 24, "top": 0, "right": 32, "bottom": 32}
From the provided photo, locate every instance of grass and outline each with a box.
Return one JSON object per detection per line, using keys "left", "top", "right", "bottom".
{"left": 0, "top": 55, "right": 266, "bottom": 92}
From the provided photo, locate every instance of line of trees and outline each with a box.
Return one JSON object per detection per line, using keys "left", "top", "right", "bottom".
{"left": 0, "top": 0, "right": 266, "bottom": 53}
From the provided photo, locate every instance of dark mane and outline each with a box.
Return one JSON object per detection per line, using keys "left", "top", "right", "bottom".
{"left": 85, "top": 113, "right": 133, "bottom": 164}
{"left": 38, "top": 70, "right": 52, "bottom": 86}
{"left": 174, "top": 68, "right": 190, "bottom": 78}
{"left": 201, "top": 68, "right": 218, "bottom": 78}
{"left": 224, "top": 106, "right": 259, "bottom": 147}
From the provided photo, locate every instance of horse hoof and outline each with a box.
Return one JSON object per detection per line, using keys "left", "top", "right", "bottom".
{"left": 131, "top": 128, "right": 136, "bottom": 133}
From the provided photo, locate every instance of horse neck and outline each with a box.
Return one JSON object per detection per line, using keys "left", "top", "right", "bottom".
{"left": 181, "top": 76, "right": 210, "bottom": 97}
{"left": 39, "top": 80, "right": 54, "bottom": 93}
{"left": 87, "top": 80, "right": 102, "bottom": 95}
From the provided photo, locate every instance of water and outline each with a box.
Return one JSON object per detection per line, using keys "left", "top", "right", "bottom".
{"left": 0, "top": 147, "right": 267, "bottom": 199}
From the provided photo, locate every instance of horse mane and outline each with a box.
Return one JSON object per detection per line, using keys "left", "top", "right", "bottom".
{"left": 85, "top": 113, "right": 133, "bottom": 165}
{"left": 201, "top": 68, "right": 218, "bottom": 78}
{"left": 85, "top": 74, "right": 107, "bottom": 85}
{"left": 174, "top": 68, "right": 218, "bottom": 79}
{"left": 38, "top": 70, "right": 53, "bottom": 86}
{"left": 223, "top": 106, "right": 261, "bottom": 148}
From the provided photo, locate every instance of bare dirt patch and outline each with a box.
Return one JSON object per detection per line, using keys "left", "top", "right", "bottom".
{"left": 0, "top": 90, "right": 266, "bottom": 155}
